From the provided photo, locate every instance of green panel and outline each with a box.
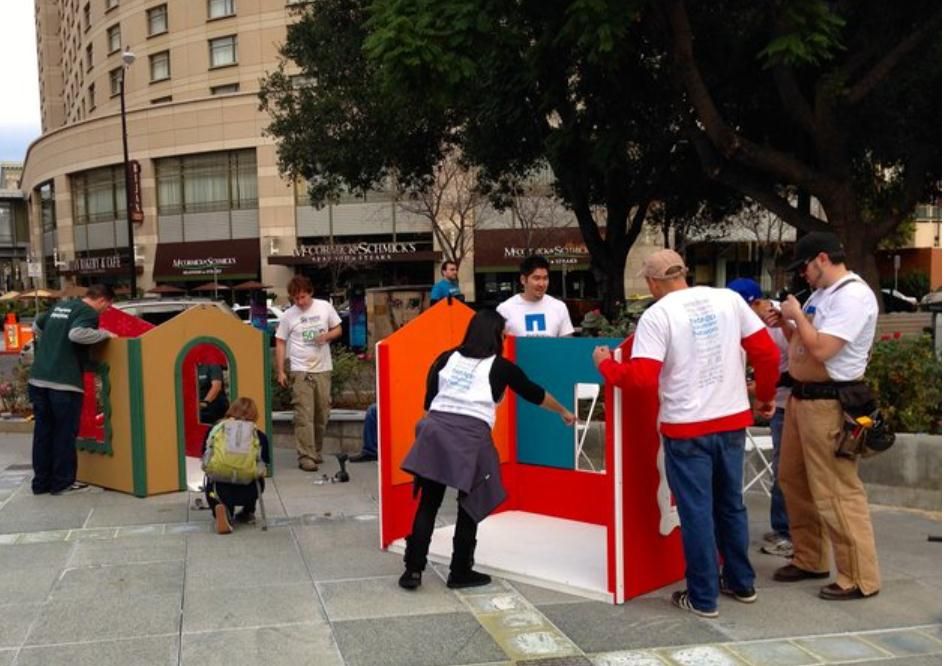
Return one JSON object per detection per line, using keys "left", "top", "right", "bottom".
{"left": 76, "top": 362, "right": 113, "bottom": 456}
{"left": 127, "top": 340, "right": 148, "bottom": 497}
{"left": 173, "top": 336, "right": 240, "bottom": 491}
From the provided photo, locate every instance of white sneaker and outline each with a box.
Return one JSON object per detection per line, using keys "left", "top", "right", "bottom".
{"left": 762, "top": 530, "right": 783, "bottom": 544}
{"left": 760, "top": 538, "right": 794, "bottom": 558}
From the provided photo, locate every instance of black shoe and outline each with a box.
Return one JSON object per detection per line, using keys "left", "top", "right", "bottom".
{"left": 446, "top": 569, "right": 492, "bottom": 589}
{"left": 234, "top": 509, "right": 256, "bottom": 524}
{"left": 398, "top": 569, "right": 422, "bottom": 590}
{"left": 719, "top": 577, "right": 758, "bottom": 603}
{"left": 349, "top": 453, "right": 377, "bottom": 463}
{"left": 818, "top": 583, "right": 879, "bottom": 600}
{"left": 51, "top": 482, "right": 90, "bottom": 496}
{"left": 773, "top": 564, "right": 830, "bottom": 582}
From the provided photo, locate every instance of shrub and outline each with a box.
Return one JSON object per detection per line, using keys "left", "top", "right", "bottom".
{"left": 269, "top": 347, "right": 375, "bottom": 411}
{"left": 865, "top": 334, "right": 941, "bottom": 434}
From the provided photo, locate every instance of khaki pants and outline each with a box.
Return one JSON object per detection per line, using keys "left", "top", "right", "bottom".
{"left": 779, "top": 396, "right": 881, "bottom": 594}
{"left": 291, "top": 371, "right": 332, "bottom": 464}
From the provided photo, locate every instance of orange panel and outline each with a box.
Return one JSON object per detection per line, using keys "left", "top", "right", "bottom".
{"left": 380, "top": 300, "right": 474, "bottom": 486}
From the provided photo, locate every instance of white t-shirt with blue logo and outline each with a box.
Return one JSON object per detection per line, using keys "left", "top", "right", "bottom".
{"left": 496, "top": 294, "right": 574, "bottom": 337}
{"left": 275, "top": 299, "right": 342, "bottom": 372}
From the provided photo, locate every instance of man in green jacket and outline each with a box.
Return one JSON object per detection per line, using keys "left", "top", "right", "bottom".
{"left": 29, "top": 284, "right": 115, "bottom": 495}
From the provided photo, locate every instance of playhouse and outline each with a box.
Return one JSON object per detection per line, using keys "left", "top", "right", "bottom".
{"left": 75, "top": 304, "right": 271, "bottom": 497}
{"left": 376, "top": 299, "right": 686, "bottom": 604}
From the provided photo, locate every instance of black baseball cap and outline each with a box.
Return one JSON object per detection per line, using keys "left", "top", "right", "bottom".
{"left": 785, "top": 232, "right": 844, "bottom": 272}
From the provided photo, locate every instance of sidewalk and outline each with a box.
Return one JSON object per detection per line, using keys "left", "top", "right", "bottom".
{"left": 0, "top": 432, "right": 940, "bottom": 666}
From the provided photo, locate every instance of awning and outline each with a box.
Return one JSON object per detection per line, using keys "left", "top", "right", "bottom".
{"left": 473, "top": 227, "right": 591, "bottom": 271}
{"left": 153, "top": 239, "right": 260, "bottom": 282}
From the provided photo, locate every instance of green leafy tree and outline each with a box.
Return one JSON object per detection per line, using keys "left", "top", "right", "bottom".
{"left": 260, "top": 0, "right": 741, "bottom": 318}
{"left": 658, "top": 0, "right": 941, "bottom": 301}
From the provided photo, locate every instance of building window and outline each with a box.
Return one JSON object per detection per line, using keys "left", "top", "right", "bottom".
{"left": 210, "top": 83, "right": 239, "bottom": 95}
{"left": 106, "top": 0, "right": 119, "bottom": 10}
{"left": 151, "top": 95, "right": 172, "bottom": 104}
{"left": 38, "top": 182, "right": 57, "bottom": 234}
{"left": 147, "top": 4, "right": 168, "bottom": 36}
{"left": 208, "top": 35, "right": 237, "bottom": 68}
{"left": 156, "top": 149, "right": 257, "bottom": 215}
{"left": 88, "top": 82, "right": 96, "bottom": 110}
{"left": 208, "top": 0, "right": 235, "bottom": 19}
{"left": 149, "top": 51, "right": 170, "bottom": 82}
{"left": 107, "top": 24, "right": 121, "bottom": 53}
{"left": 71, "top": 166, "right": 126, "bottom": 225}
{"left": 109, "top": 67, "right": 123, "bottom": 96}
{"left": 85, "top": 44, "right": 93, "bottom": 72}
{"left": 83, "top": 3, "right": 91, "bottom": 31}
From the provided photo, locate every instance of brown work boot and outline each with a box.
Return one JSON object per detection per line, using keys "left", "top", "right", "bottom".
{"left": 298, "top": 458, "right": 319, "bottom": 472}
{"left": 214, "top": 504, "right": 233, "bottom": 535}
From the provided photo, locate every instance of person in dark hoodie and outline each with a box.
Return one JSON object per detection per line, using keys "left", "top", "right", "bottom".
{"left": 398, "top": 309, "right": 575, "bottom": 591}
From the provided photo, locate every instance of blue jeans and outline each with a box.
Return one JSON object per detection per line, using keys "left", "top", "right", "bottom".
{"left": 664, "top": 429, "right": 755, "bottom": 612}
{"left": 361, "top": 403, "right": 378, "bottom": 456}
{"left": 769, "top": 408, "right": 790, "bottom": 538}
{"left": 29, "top": 385, "right": 84, "bottom": 494}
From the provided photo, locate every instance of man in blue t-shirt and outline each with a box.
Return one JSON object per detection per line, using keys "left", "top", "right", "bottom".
{"left": 430, "top": 260, "right": 464, "bottom": 304}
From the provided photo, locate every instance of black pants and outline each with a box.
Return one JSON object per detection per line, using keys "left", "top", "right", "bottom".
{"left": 205, "top": 478, "right": 264, "bottom": 516}
{"left": 404, "top": 477, "right": 478, "bottom": 573}
{"left": 29, "top": 385, "right": 83, "bottom": 494}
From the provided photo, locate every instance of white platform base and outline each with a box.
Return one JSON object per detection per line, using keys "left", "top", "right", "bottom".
{"left": 389, "top": 510, "right": 611, "bottom": 602}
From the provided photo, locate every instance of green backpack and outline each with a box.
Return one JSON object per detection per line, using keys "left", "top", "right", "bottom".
{"left": 202, "top": 418, "right": 264, "bottom": 484}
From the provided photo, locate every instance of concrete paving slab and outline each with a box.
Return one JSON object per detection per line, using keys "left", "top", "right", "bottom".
{"left": 318, "top": 575, "right": 467, "bottom": 621}
{"left": 13, "top": 530, "right": 70, "bottom": 543}
{"left": 726, "top": 639, "right": 820, "bottom": 665}
{"left": 0, "top": 541, "right": 73, "bottom": 570}
{"left": 84, "top": 502, "right": 188, "bottom": 527}
{"left": 0, "top": 498, "right": 94, "bottom": 534}
{"left": 590, "top": 651, "right": 668, "bottom": 665}
{"left": 15, "top": 635, "right": 179, "bottom": 666}
{"left": 510, "top": 581, "right": 591, "bottom": 607}
{"left": 0, "top": 602, "right": 43, "bottom": 648}
{"left": 65, "top": 527, "right": 116, "bottom": 541}
{"left": 794, "top": 634, "right": 890, "bottom": 661}
{"left": 293, "top": 520, "right": 380, "bottom": 550}
{"left": 0, "top": 565, "right": 63, "bottom": 603}
{"left": 0, "top": 650, "right": 12, "bottom": 666}
{"left": 303, "top": 544, "right": 405, "bottom": 581}
{"left": 23, "top": 592, "right": 183, "bottom": 645}
{"left": 187, "top": 528, "right": 299, "bottom": 561}
{"left": 657, "top": 644, "right": 744, "bottom": 665}
{"left": 861, "top": 629, "right": 943, "bottom": 657}
{"left": 859, "top": 657, "right": 942, "bottom": 665}
{"left": 182, "top": 583, "right": 326, "bottom": 632}
{"left": 282, "top": 495, "right": 379, "bottom": 518}
{"left": 69, "top": 534, "right": 185, "bottom": 566}
{"left": 333, "top": 612, "right": 507, "bottom": 666}
{"left": 181, "top": 622, "right": 342, "bottom": 666}
{"left": 185, "top": 553, "right": 311, "bottom": 592}
{"left": 540, "top": 599, "right": 730, "bottom": 653}
{"left": 918, "top": 625, "right": 942, "bottom": 640}
{"left": 51, "top": 560, "right": 185, "bottom": 601}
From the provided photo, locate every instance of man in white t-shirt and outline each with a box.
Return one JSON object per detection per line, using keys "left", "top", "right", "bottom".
{"left": 275, "top": 276, "right": 342, "bottom": 472}
{"left": 770, "top": 232, "right": 881, "bottom": 601}
{"left": 496, "top": 255, "right": 574, "bottom": 337}
{"left": 592, "top": 249, "right": 779, "bottom": 618}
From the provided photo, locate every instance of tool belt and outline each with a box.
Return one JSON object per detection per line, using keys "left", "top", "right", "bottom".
{"left": 791, "top": 379, "right": 862, "bottom": 400}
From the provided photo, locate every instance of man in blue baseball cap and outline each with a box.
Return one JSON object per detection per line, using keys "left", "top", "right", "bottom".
{"left": 727, "top": 278, "right": 793, "bottom": 559}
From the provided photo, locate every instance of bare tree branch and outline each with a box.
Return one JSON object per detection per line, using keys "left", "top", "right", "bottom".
{"left": 846, "top": 15, "right": 939, "bottom": 103}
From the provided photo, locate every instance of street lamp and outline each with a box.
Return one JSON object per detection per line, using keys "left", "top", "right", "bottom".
{"left": 119, "top": 47, "right": 136, "bottom": 297}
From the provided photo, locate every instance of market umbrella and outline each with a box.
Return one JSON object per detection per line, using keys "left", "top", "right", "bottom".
{"left": 0, "top": 291, "right": 20, "bottom": 302}
{"left": 59, "top": 284, "right": 88, "bottom": 299}
{"left": 18, "top": 289, "right": 60, "bottom": 300}
{"left": 146, "top": 284, "right": 186, "bottom": 295}
{"left": 233, "top": 280, "right": 272, "bottom": 291}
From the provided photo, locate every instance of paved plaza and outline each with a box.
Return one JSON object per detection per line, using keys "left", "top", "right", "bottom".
{"left": 0, "top": 433, "right": 940, "bottom": 665}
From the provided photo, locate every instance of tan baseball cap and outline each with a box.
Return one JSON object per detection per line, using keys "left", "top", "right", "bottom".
{"left": 637, "top": 249, "right": 688, "bottom": 280}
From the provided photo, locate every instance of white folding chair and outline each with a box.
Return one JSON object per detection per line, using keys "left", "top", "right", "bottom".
{"left": 743, "top": 431, "right": 775, "bottom": 496}
{"left": 574, "top": 383, "right": 601, "bottom": 471}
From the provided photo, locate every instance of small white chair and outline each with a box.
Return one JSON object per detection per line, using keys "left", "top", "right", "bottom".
{"left": 574, "top": 383, "right": 601, "bottom": 471}
{"left": 744, "top": 431, "right": 774, "bottom": 496}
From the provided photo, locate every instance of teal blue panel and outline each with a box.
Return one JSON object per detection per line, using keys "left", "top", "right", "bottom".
{"left": 514, "top": 337, "right": 623, "bottom": 469}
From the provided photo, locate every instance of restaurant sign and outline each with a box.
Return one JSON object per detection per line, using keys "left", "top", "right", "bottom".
{"left": 270, "top": 240, "right": 439, "bottom": 265}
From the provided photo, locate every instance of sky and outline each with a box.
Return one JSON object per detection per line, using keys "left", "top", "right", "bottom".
{"left": 0, "top": 0, "right": 41, "bottom": 163}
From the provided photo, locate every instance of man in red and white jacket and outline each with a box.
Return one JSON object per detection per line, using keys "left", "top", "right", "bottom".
{"left": 592, "top": 249, "right": 779, "bottom": 618}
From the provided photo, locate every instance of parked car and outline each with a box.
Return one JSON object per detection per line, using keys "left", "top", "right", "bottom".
{"left": 880, "top": 288, "right": 918, "bottom": 313}
{"left": 232, "top": 304, "right": 283, "bottom": 336}
{"left": 920, "top": 288, "right": 942, "bottom": 312}
{"left": 19, "top": 298, "right": 236, "bottom": 364}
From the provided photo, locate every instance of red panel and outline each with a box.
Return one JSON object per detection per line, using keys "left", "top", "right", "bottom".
{"left": 618, "top": 335, "right": 686, "bottom": 599}
{"left": 510, "top": 463, "right": 610, "bottom": 526}
{"left": 77, "top": 371, "right": 103, "bottom": 442}
{"left": 181, "top": 343, "right": 228, "bottom": 457}
{"left": 99, "top": 306, "right": 154, "bottom": 337}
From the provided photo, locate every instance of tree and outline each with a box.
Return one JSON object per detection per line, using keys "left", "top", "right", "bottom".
{"left": 657, "top": 0, "right": 941, "bottom": 300}
{"left": 260, "top": 0, "right": 739, "bottom": 318}
{"left": 395, "top": 157, "right": 486, "bottom": 268}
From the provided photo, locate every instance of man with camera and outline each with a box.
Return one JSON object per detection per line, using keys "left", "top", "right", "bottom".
{"left": 771, "top": 231, "right": 881, "bottom": 601}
